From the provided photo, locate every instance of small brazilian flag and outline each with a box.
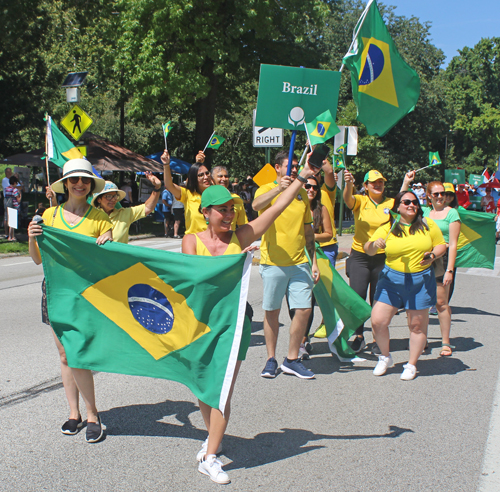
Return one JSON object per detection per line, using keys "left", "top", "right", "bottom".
{"left": 162, "top": 121, "right": 172, "bottom": 137}
{"left": 305, "top": 109, "right": 340, "bottom": 146}
{"left": 207, "top": 134, "right": 225, "bottom": 149}
{"left": 46, "top": 116, "right": 84, "bottom": 168}
{"left": 308, "top": 245, "right": 371, "bottom": 362}
{"left": 37, "top": 226, "right": 252, "bottom": 413}
{"left": 429, "top": 151, "right": 442, "bottom": 167}
{"left": 334, "top": 143, "right": 347, "bottom": 171}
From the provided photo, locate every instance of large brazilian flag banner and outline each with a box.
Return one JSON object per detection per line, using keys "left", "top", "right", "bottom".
{"left": 38, "top": 226, "right": 252, "bottom": 414}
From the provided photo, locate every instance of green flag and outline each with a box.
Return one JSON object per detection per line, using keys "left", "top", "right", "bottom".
{"left": 207, "top": 134, "right": 225, "bottom": 149}
{"left": 334, "top": 144, "right": 347, "bottom": 171}
{"left": 309, "top": 246, "right": 372, "bottom": 361}
{"left": 342, "top": 0, "right": 420, "bottom": 136}
{"left": 37, "top": 226, "right": 251, "bottom": 413}
{"left": 162, "top": 121, "right": 172, "bottom": 137}
{"left": 305, "top": 110, "right": 340, "bottom": 146}
{"left": 46, "top": 116, "right": 83, "bottom": 168}
{"left": 429, "top": 151, "right": 442, "bottom": 167}
{"left": 456, "top": 207, "right": 496, "bottom": 269}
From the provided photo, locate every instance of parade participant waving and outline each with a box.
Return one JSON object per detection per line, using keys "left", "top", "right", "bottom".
{"left": 423, "top": 181, "right": 461, "bottom": 356}
{"left": 182, "top": 160, "right": 316, "bottom": 485}
{"left": 343, "top": 169, "right": 414, "bottom": 354}
{"left": 162, "top": 149, "right": 212, "bottom": 234}
{"left": 28, "top": 159, "right": 112, "bottom": 443}
{"left": 364, "top": 190, "right": 446, "bottom": 380}
{"left": 91, "top": 172, "right": 162, "bottom": 243}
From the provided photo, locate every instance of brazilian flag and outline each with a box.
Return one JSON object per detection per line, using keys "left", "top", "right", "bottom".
{"left": 207, "top": 134, "right": 225, "bottom": 149}
{"left": 456, "top": 207, "right": 496, "bottom": 269}
{"left": 342, "top": 0, "right": 420, "bottom": 136}
{"left": 305, "top": 109, "right": 340, "bottom": 146}
{"left": 334, "top": 143, "right": 347, "bottom": 171}
{"left": 429, "top": 151, "right": 442, "bottom": 167}
{"left": 37, "top": 226, "right": 251, "bottom": 413}
{"left": 308, "top": 246, "right": 372, "bottom": 361}
{"left": 46, "top": 116, "right": 84, "bottom": 168}
{"left": 162, "top": 121, "right": 172, "bottom": 137}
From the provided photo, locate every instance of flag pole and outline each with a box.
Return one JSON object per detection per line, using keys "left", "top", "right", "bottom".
{"left": 303, "top": 122, "right": 313, "bottom": 152}
{"left": 163, "top": 124, "right": 168, "bottom": 151}
{"left": 298, "top": 145, "right": 309, "bottom": 168}
{"left": 203, "top": 131, "right": 215, "bottom": 153}
{"left": 339, "top": 0, "right": 375, "bottom": 72}
{"left": 286, "top": 130, "right": 298, "bottom": 176}
{"left": 45, "top": 115, "right": 53, "bottom": 207}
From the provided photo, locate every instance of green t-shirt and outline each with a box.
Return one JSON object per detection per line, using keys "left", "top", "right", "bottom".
{"left": 422, "top": 206, "right": 460, "bottom": 243}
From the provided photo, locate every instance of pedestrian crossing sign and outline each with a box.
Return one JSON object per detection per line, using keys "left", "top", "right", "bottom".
{"left": 61, "top": 104, "right": 93, "bottom": 140}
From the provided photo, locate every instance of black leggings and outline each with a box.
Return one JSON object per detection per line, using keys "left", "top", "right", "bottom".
{"left": 345, "top": 249, "right": 386, "bottom": 337}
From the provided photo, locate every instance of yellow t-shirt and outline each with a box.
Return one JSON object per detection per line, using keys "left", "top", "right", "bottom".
{"left": 195, "top": 232, "right": 242, "bottom": 256}
{"left": 180, "top": 187, "right": 206, "bottom": 235}
{"left": 255, "top": 182, "right": 312, "bottom": 266}
{"left": 370, "top": 218, "right": 446, "bottom": 273}
{"left": 42, "top": 204, "right": 112, "bottom": 237}
{"left": 108, "top": 204, "right": 146, "bottom": 243}
{"left": 319, "top": 185, "right": 337, "bottom": 247}
{"left": 231, "top": 193, "right": 248, "bottom": 230}
{"left": 351, "top": 195, "right": 394, "bottom": 253}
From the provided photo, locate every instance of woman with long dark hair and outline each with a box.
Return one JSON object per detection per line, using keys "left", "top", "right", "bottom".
{"left": 364, "top": 190, "right": 446, "bottom": 380}
{"left": 161, "top": 150, "right": 212, "bottom": 235}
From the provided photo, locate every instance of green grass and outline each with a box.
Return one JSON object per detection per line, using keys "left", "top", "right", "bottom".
{"left": 341, "top": 224, "right": 355, "bottom": 234}
{"left": 0, "top": 236, "right": 29, "bottom": 254}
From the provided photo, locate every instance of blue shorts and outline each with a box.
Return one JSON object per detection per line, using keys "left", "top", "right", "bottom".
{"left": 374, "top": 266, "right": 437, "bottom": 310}
{"left": 260, "top": 263, "right": 313, "bottom": 311}
{"left": 321, "top": 243, "right": 339, "bottom": 267}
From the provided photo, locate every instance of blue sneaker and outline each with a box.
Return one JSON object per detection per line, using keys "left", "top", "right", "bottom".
{"left": 261, "top": 357, "right": 278, "bottom": 378}
{"left": 281, "top": 358, "right": 315, "bottom": 379}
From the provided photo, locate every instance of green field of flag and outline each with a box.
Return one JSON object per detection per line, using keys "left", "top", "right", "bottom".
{"left": 305, "top": 110, "right": 340, "bottom": 146}
{"left": 342, "top": 0, "right": 420, "bottom": 136}
{"left": 38, "top": 226, "right": 251, "bottom": 413}
{"left": 429, "top": 151, "right": 442, "bottom": 167}
{"left": 46, "top": 116, "right": 83, "bottom": 168}
{"left": 207, "top": 134, "right": 225, "bottom": 149}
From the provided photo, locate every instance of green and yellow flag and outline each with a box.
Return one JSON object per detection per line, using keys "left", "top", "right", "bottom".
{"left": 305, "top": 110, "right": 340, "bottom": 146}
{"left": 46, "top": 116, "right": 83, "bottom": 168}
{"left": 456, "top": 207, "right": 496, "bottom": 269}
{"left": 38, "top": 226, "right": 252, "bottom": 413}
{"left": 162, "top": 121, "right": 172, "bottom": 138}
{"left": 334, "top": 144, "right": 347, "bottom": 171}
{"left": 429, "top": 151, "right": 442, "bottom": 167}
{"left": 342, "top": 0, "right": 420, "bottom": 136}
{"left": 309, "top": 246, "right": 372, "bottom": 361}
{"left": 207, "top": 134, "right": 225, "bottom": 150}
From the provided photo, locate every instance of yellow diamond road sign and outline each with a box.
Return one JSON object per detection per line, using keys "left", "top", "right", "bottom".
{"left": 61, "top": 104, "right": 93, "bottom": 140}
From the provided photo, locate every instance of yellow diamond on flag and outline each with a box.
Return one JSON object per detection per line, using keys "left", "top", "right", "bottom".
{"left": 311, "top": 121, "right": 331, "bottom": 138}
{"left": 82, "top": 263, "right": 211, "bottom": 360}
{"left": 457, "top": 223, "right": 482, "bottom": 250}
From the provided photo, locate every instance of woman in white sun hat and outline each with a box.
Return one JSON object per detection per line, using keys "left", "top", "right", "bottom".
{"left": 28, "top": 159, "right": 112, "bottom": 443}
{"left": 91, "top": 171, "right": 162, "bottom": 243}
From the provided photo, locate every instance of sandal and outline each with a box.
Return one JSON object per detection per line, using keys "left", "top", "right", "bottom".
{"left": 440, "top": 343, "right": 455, "bottom": 357}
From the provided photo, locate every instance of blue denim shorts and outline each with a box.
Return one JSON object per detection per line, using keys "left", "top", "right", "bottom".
{"left": 259, "top": 263, "right": 313, "bottom": 311}
{"left": 374, "top": 266, "right": 437, "bottom": 310}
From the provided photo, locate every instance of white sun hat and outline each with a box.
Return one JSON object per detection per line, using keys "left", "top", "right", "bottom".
{"left": 51, "top": 159, "right": 105, "bottom": 194}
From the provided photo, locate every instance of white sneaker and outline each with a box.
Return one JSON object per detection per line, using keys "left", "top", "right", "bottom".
{"left": 298, "top": 343, "right": 310, "bottom": 360}
{"left": 373, "top": 355, "right": 393, "bottom": 376}
{"left": 198, "top": 454, "right": 230, "bottom": 484}
{"left": 400, "top": 363, "right": 417, "bottom": 381}
{"left": 196, "top": 437, "right": 223, "bottom": 462}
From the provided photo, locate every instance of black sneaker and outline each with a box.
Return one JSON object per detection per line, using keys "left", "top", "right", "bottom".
{"left": 351, "top": 336, "right": 366, "bottom": 353}
{"left": 61, "top": 416, "right": 83, "bottom": 435}
{"left": 85, "top": 415, "right": 104, "bottom": 443}
{"left": 261, "top": 357, "right": 278, "bottom": 378}
{"left": 371, "top": 342, "right": 381, "bottom": 355}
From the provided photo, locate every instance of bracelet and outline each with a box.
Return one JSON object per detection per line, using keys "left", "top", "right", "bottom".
{"left": 296, "top": 175, "right": 307, "bottom": 183}
{"left": 153, "top": 188, "right": 161, "bottom": 192}
{"left": 430, "top": 252, "right": 436, "bottom": 259}
{"left": 446, "top": 269, "right": 454, "bottom": 274}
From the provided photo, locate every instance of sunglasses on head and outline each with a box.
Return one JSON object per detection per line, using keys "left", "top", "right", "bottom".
{"left": 197, "top": 171, "right": 211, "bottom": 178}
{"left": 68, "top": 176, "right": 92, "bottom": 185}
{"left": 431, "top": 191, "right": 445, "bottom": 198}
{"left": 304, "top": 183, "right": 319, "bottom": 191}
{"left": 401, "top": 199, "right": 419, "bottom": 206}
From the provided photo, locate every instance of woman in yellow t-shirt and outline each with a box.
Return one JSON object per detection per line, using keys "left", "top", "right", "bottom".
{"left": 28, "top": 159, "right": 112, "bottom": 443}
{"left": 364, "top": 190, "right": 446, "bottom": 381}
{"left": 182, "top": 161, "right": 316, "bottom": 485}
{"left": 161, "top": 149, "right": 212, "bottom": 235}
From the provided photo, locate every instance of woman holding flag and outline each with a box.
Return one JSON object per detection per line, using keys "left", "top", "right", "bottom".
{"left": 364, "top": 190, "right": 446, "bottom": 380}
{"left": 182, "top": 160, "right": 316, "bottom": 485}
{"left": 423, "top": 181, "right": 461, "bottom": 356}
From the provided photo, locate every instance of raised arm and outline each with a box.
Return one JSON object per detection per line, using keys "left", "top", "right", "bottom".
{"left": 400, "top": 170, "right": 415, "bottom": 192}
{"left": 161, "top": 150, "right": 182, "bottom": 200}
{"left": 343, "top": 170, "right": 356, "bottom": 209}
{"left": 143, "top": 171, "right": 162, "bottom": 215}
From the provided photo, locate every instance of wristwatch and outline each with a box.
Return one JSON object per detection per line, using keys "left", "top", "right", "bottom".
{"left": 296, "top": 175, "right": 307, "bottom": 183}
{"left": 446, "top": 269, "right": 454, "bottom": 273}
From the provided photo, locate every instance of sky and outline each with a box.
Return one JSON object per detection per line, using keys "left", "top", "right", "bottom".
{"left": 384, "top": 0, "right": 499, "bottom": 66}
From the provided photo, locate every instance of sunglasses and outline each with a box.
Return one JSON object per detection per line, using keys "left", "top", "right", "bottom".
{"left": 198, "top": 171, "right": 211, "bottom": 178}
{"left": 103, "top": 193, "right": 120, "bottom": 200}
{"left": 401, "top": 199, "right": 419, "bottom": 206}
{"left": 68, "top": 176, "right": 92, "bottom": 185}
{"left": 304, "top": 183, "right": 319, "bottom": 191}
{"left": 445, "top": 192, "right": 455, "bottom": 198}
{"left": 431, "top": 192, "right": 445, "bottom": 198}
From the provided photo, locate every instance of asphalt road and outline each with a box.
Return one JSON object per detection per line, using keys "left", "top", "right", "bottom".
{"left": 1, "top": 238, "right": 499, "bottom": 492}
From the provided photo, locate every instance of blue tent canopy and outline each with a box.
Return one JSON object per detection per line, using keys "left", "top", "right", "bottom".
{"left": 145, "top": 152, "right": 191, "bottom": 174}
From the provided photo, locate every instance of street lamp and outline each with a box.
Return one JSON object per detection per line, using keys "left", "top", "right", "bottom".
{"left": 61, "top": 71, "right": 88, "bottom": 103}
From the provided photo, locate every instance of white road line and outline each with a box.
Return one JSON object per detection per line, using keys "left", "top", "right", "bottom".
{"left": 0, "top": 260, "right": 34, "bottom": 267}
{"left": 478, "top": 366, "right": 500, "bottom": 491}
